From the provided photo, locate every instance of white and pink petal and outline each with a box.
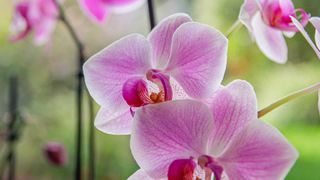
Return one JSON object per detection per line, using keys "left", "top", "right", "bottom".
{"left": 130, "top": 100, "right": 213, "bottom": 179}
{"left": 252, "top": 13, "right": 288, "bottom": 63}
{"left": 218, "top": 120, "right": 298, "bottom": 180}
{"left": 209, "top": 80, "right": 257, "bottom": 156}
{"left": 83, "top": 34, "right": 152, "bottom": 109}
{"left": 165, "top": 22, "right": 228, "bottom": 99}
{"left": 147, "top": 13, "right": 192, "bottom": 68}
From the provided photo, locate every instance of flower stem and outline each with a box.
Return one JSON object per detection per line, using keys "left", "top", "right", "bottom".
{"left": 226, "top": 19, "right": 243, "bottom": 38}
{"left": 258, "top": 82, "right": 320, "bottom": 118}
{"left": 7, "top": 76, "right": 19, "bottom": 180}
{"left": 147, "top": 0, "right": 156, "bottom": 30}
{"left": 54, "top": 1, "right": 95, "bottom": 179}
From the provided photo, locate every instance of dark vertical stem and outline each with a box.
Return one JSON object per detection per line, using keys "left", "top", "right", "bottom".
{"left": 88, "top": 97, "right": 95, "bottom": 180}
{"left": 53, "top": 1, "right": 85, "bottom": 179}
{"left": 8, "top": 76, "right": 18, "bottom": 180}
{"left": 147, "top": 0, "right": 156, "bottom": 30}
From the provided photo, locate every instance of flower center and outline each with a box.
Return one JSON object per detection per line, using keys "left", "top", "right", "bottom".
{"left": 261, "top": 2, "right": 309, "bottom": 32}
{"left": 168, "top": 155, "right": 223, "bottom": 180}
{"left": 122, "top": 69, "right": 173, "bottom": 108}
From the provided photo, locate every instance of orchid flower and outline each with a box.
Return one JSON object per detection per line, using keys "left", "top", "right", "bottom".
{"left": 79, "top": 0, "right": 145, "bottom": 23}
{"left": 83, "top": 13, "right": 228, "bottom": 135}
{"left": 239, "top": 0, "right": 309, "bottom": 63}
{"left": 129, "top": 80, "right": 298, "bottom": 180}
{"left": 10, "top": 0, "right": 58, "bottom": 45}
{"left": 43, "top": 142, "right": 68, "bottom": 166}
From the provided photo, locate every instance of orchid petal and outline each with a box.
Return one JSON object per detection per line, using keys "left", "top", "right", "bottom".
{"left": 218, "top": 120, "right": 298, "bottom": 180}
{"left": 147, "top": 13, "right": 192, "bottom": 68}
{"left": 79, "top": 0, "right": 108, "bottom": 23}
{"left": 239, "top": 0, "right": 259, "bottom": 34}
{"left": 252, "top": 13, "right": 288, "bottom": 63}
{"left": 310, "top": 17, "right": 320, "bottom": 50}
{"left": 279, "top": 0, "right": 295, "bottom": 15}
{"left": 209, "top": 80, "right": 257, "bottom": 156}
{"left": 33, "top": 18, "right": 56, "bottom": 45}
{"left": 130, "top": 100, "right": 213, "bottom": 179}
{"left": 128, "top": 169, "right": 155, "bottom": 180}
{"left": 291, "top": 16, "right": 320, "bottom": 59}
{"left": 165, "top": 22, "right": 228, "bottom": 99}
{"left": 83, "top": 34, "right": 152, "bottom": 110}
{"left": 10, "top": 2, "right": 31, "bottom": 42}
{"left": 94, "top": 107, "right": 133, "bottom": 135}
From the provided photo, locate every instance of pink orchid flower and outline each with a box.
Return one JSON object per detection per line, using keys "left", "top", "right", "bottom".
{"left": 129, "top": 80, "right": 298, "bottom": 180}
{"left": 83, "top": 13, "right": 228, "bottom": 135}
{"left": 239, "top": 0, "right": 309, "bottom": 63}
{"left": 10, "top": 0, "right": 58, "bottom": 45}
{"left": 43, "top": 142, "right": 68, "bottom": 166}
{"left": 79, "top": 0, "right": 145, "bottom": 23}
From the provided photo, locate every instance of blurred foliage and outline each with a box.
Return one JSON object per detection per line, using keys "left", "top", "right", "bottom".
{"left": 0, "top": 0, "right": 320, "bottom": 179}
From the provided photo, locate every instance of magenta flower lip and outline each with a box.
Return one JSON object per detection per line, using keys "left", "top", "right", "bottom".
{"left": 83, "top": 13, "right": 228, "bottom": 135}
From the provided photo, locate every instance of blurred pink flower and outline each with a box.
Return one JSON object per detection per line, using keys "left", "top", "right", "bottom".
{"left": 79, "top": 0, "right": 145, "bottom": 23}
{"left": 239, "top": 0, "right": 309, "bottom": 63}
{"left": 43, "top": 142, "right": 68, "bottom": 166}
{"left": 83, "top": 13, "right": 228, "bottom": 135}
{"left": 129, "top": 80, "right": 298, "bottom": 180}
{"left": 10, "top": 0, "right": 58, "bottom": 45}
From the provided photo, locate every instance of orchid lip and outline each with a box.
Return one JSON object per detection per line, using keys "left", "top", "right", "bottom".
{"left": 122, "top": 69, "right": 173, "bottom": 110}
{"left": 168, "top": 155, "right": 223, "bottom": 180}
{"left": 261, "top": 3, "right": 309, "bottom": 32}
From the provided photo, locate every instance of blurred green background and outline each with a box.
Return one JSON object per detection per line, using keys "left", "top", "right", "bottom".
{"left": 0, "top": 0, "right": 320, "bottom": 179}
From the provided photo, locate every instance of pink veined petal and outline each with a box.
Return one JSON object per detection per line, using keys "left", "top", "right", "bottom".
{"left": 128, "top": 169, "right": 156, "bottom": 180}
{"left": 79, "top": 0, "right": 108, "bottom": 23}
{"left": 209, "top": 80, "right": 257, "bottom": 156}
{"left": 310, "top": 17, "right": 320, "bottom": 50}
{"left": 147, "top": 13, "right": 192, "bottom": 68}
{"left": 239, "top": 0, "right": 259, "bottom": 34}
{"left": 165, "top": 22, "right": 228, "bottom": 99}
{"left": 130, "top": 100, "right": 213, "bottom": 179}
{"left": 94, "top": 107, "right": 133, "bottom": 135}
{"left": 83, "top": 34, "right": 152, "bottom": 110}
{"left": 218, "top": 120, "right": 298, "bottom": 180}
{"left": 291, "top": 16, "right": 320, "bottom": 59}
{"left": 252, "top": 12, "right": 288, "bottom": 63}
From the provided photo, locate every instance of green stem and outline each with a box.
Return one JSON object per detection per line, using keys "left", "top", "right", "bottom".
{"left": 226, "top": 19, "right": 243, "bottom": 38}
{"left": 258, "top": 82, "right": 320, "bottom": 118}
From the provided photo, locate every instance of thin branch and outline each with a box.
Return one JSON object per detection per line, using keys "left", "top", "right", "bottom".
{"left": 258, "top": 82, "right": 320, "bottom": 118}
